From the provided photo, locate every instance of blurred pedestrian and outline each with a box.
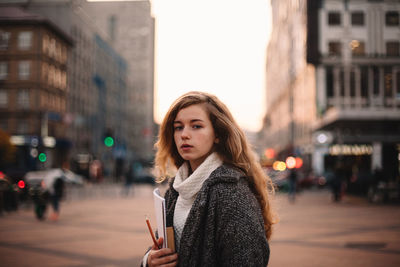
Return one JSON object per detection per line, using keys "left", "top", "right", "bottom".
{"left": 121, "top": 163, "right": 135, "bottom": 197}
{"left": 332, "top": 162, "right": 345, "bottom": 202}
{"left": 49, "top": 177, "right": 64, "bottom": 221}
{"left": 141, "top": 91, "right": 276, "bottom": 266}
{"left": 115, "top": 158, "right": 125, "bottom": 183}
{"left": 288, "top": 168, "right": 297, "bottom": 203}
{"left": 89, "top": 159, "right": 103, "bottom": 183}
{"left": 43, "top": 169, "right": 66, "bottom": 221}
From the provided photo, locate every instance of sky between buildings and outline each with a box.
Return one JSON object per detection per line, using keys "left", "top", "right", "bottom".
{"left": 93, "top": 0, "right": 272, "bottom": 132}
{"left": 152, "top": 0, "right": 272, "bottom": 132}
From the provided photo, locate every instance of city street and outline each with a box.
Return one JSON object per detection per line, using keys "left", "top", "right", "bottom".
{"left": 0, "top": 183, "right": 399, "bottom": 267}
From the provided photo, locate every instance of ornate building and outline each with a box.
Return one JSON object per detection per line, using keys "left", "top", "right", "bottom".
{"left": 261, "top": 0, "right": 400, "bottom": 194}
{"left": 310, "top": 0, "right": 400, "bottom": 190}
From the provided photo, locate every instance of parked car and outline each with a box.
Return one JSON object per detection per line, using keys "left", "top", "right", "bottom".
{"left": 3, "top": 169, "right": 30, "bottom": 203}
{"left": 25, "top": 168, "right": 84, "bottom": 189}
{"left": 0, "top": 171, "right": 20, "bottom": 213}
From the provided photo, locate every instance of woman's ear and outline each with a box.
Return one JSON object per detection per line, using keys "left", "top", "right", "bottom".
{"left": 215, "top": 137, "right": 219, "bottom": 144}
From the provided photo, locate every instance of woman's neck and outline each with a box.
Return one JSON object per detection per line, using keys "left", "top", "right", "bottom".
{"left": 187, "top": 163, "right": 193, "bottom": 176}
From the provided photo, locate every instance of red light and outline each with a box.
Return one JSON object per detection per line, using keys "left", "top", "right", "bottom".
{"left": 0, "top": 171, "right": 4, "bottom": 179}
{"left": 18, "top": 180, "right": 25, "bottom": 189}
{"left": 264, "top": 148, "right": 275, "bottom": 159}
{"left": 295, "top": 157, "right": 303, "bottom": 169}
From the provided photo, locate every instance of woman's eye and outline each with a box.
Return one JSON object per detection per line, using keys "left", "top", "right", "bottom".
{"left": 193, "top": 125, "right": 202, "bottom": 129}
{"left": 174, "top": 126, "right": 183, "bottom": 131}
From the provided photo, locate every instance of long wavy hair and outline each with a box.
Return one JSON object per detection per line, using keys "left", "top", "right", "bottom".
{"left": 154, "top": 91, "right": 276, "bottom": 240}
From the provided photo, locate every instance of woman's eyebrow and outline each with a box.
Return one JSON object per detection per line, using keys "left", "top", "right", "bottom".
{"left": 174, "top": 119, "right": 204, "bottom": 124}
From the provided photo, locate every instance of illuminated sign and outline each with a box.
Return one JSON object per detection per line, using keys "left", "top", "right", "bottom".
{"left": 329, "top": 144, "right": 373, "bottom": 156}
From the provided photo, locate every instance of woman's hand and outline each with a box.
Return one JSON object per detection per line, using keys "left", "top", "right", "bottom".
{"left": 147, "top": 237, "right": 178, "bottom": 267}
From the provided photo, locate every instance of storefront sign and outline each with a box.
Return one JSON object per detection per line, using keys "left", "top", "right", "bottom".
{"left": 329, "top": 144, "right": 373, "bottom": 156}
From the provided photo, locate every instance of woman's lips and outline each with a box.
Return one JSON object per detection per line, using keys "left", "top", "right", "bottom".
{"left": 181, "top": 144, "right": 193, "bottom": 151}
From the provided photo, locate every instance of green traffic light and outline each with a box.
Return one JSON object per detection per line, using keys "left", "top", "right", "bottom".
{"left": 38, "top": 153, "right": 47, "bottom": 162}
{"left": 104, "top": 136, "right": 114, "bottom": 147}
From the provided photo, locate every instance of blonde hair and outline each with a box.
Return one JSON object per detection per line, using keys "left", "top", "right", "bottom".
{"left": 155, "top": 91, "right": 276, "bottom": 240}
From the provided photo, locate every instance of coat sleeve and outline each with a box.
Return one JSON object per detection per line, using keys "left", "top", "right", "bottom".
{"left": 216, "top": 182, "right": 270, "bottom": 267}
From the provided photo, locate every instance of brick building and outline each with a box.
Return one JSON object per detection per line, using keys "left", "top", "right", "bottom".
{"left": 0, "top": 6, "right": 72, "bottom": 170}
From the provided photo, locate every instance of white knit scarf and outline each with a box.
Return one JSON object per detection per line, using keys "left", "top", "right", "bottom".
{"left": 172, "top": 152, "right": 223, "bottom": 250}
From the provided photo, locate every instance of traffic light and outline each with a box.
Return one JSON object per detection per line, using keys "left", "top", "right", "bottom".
{"left": 103, "top": 129, "right": 114, "bottom": 147}
{"left": 104, "top": 136, "right": 114, "bottom": 147}
{"left": 38, "top": 152, "right": 47, "bottom": 162}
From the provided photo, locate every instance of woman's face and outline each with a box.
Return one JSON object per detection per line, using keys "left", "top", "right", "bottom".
{"left": 173, "top": 104, "right": 218, "bottom": 171}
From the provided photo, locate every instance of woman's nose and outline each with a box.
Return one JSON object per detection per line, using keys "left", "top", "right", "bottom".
{"left": 181, "top": 127, "right": 190, "bottom": 139}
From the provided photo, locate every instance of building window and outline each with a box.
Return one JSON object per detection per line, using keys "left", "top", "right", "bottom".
{"left": 0, "top": 31, "right": 11, "bottom": 50}
{"left": 328, "top": 12, "right": 341, "bottom": 25}
{"left": 373, "top": 66, "right": 380, "bottom": 96}
{"left": 61, "top": 71, "right": 67, "bottom": 89}
{"left": 326, "top": 66, "right": 334, "bottom": 97}
{"left": 49, "top": 38, "right": 56, "bottom": 58}
{"left": 340, "top": 68, "right": 345, "bottom": 97}
{"left": 397, "top": 71, "right": 400, "bottom": 99}
{"left": 328, "top": 41, "right": 342, "bottom": 56}
{"left": 351, "top": 12, "right": 364, "bottom": 26}
{"left": 0, "top": 62, "right": 7, "bottom": 79}
{"left": 18, "top": 61, "right": 30, "bottom": 80}
{"left": 350, "top": 70, "right": 356, "bottom": 97}
{"left": 386, "top": 41, "right": 400, "bottom": 57}
{"left": 351, "top": 40, "right": 365, "bottom": 57}
{"left": 17, "top": 89, "right": 30, "bottom": 108}
{"left": 18, "top": 31, "right": 33, "bottom": 50}
{"left": 61, "top": 45, "right": 67, "bottom": 64}
{"left": 54, "top": 68, "right": 61, "bottom": 88}
{"left": 0, "top": 89, "right": 7, "bottom": 107}
{"left": 361, "top": 66, "right": 368, "bottom": 97}
{"left": 386, "top": 11, "right": 399, "bottom": 26}
{"left": 48, "top": 65, "right": 55, "bottom": 86}
{"left": 42, "top": 34, "right": 49, "bottom": 54}
{"left": 41, "top": 62, "right": 48, "bottom": 83}
{"left": 384, "top": 67, "right": 393, "bottom": 98}
{"left": 55, "top": 43, "right": 62, "bottom": 63}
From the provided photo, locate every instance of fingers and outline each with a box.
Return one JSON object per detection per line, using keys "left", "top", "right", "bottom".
{"left": 148, "top": 237, "right": 178, "bottom": 267}
{"left": 150, "top": 237, "right": 162, "bottom": 250}
{"left": 158, "top": 260, "right": 178, "bottom": 267}
{"left": 148, "top": 248, "right": 178, "bottom": 267}
{"left": 152, "top": 250, "right": 178, "bottom": 266}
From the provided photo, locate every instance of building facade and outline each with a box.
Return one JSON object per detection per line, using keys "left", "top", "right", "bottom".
{"left": 310, "top": 0, "right": 400, "bottom": 191}
{"left": 0, "top": 1, "right": 137, "bottom": 180}
{"left": 0, "top": 6, "right": 72, "bottom": 170}
{"left": 261, "top": 0, "right": 400, "bottom": 193}
{"left": 260, "top": 0, "right": 316, "bottom": 173}
{"left": 83, "top": 0, "right": 156, "bottom": 161}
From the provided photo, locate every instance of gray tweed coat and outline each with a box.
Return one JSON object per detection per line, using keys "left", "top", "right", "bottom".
{"left": 164, "top": 164, "right": 270, "bottom": 267}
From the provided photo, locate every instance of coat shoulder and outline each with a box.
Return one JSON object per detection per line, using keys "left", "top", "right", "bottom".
{"left": 204, "top": 165, "right": 260, "bottom": 215}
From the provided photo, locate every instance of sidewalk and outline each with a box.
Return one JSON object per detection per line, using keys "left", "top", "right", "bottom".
{"left": 269, "top": 189, "right": 400, "bottom": 267}
{"left": 0, "top": 186, "right": 399, "bottom": 267}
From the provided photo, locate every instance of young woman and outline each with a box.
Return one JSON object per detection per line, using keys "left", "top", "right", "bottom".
{"left": 142, "top": 91, "right": 276, "bottom": 267}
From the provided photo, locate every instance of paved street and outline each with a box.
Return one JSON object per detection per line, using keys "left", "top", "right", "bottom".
{"left": 0, "top": 183, "right": 399, "bottom": 267}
